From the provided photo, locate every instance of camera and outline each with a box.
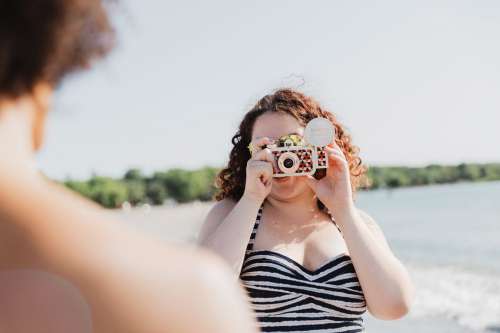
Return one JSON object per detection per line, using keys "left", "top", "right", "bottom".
{"left": 267, "top": 118, "right": 335, "bottom": 177}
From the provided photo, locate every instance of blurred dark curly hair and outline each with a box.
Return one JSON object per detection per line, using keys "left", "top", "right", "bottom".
{"left": 215, "top": 88, "right": 367, "bottom": 204}
{"left": 0, "top": 0, "right": 115, "bottom": 99}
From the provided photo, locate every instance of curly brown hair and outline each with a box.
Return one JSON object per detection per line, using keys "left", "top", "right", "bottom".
{"left": 215, "top": 88, "right": 367, "bottom": 205}
{"left": 0, "top": 0, "right": 115, "bottom": 99}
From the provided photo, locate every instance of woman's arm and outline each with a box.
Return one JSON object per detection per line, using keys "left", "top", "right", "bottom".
{"left": 199, "top": 136, "right": 275, "bottom": 275}
{"left": 334, "top": 207, "right": 414, "bottom": 320}
{"left": 0, "top": 171, "right": 257, "bottom": 333}
{"left": 306, "top": 142, "right": 414, "bottom": 320}
{"left": 198, "top": 196, "right": 262, "bottom": 275}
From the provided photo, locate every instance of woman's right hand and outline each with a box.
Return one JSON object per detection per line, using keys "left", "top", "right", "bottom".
{"left": 243, "top": 137, "right": 275, "bottom": 203}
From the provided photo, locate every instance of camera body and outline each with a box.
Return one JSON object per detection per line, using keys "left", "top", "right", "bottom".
{"left": 267, "top": 118, "right": 335, "bottom": 178}
{"left": 269, "top": 140, "right": 328, "bottom": 177}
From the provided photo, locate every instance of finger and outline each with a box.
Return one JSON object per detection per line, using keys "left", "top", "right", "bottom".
{"left": 248, "top": 137, "right": 274, "bottom": 157}
{"left": 327, "top": 152, "right": 348, "bottom": 167}
{"left": 263, "top": 177, "right": 273, "bottom": 190}
{"left": 326, "top": 154, "right": 349, "bottom": 178}
{"left": 249, "top": 160, "right": 274, "bottom": 179}
{"left": 249, "top": 137, "right": 274, "bottom": 154}
{"left": 251, "top": 148, "right": 274, "bottom": 163}
{"left": 325, "top": 146, "right": 347, "bottom": 161}
{"left": 328, "top": 142, "right": 347, "bottom": 157}
{"left": 248, "top": 160, "right": 272, "bottom": 169}
{"left": 325, "top": 144, "right": 343, "bottom": 154}
{"left": 261, "top": 165, "right": 274, "bottom": 185}
{"left": 324, "top": 148, "right": 349, "bottom": 171}
{"left": 253, "top": 148, "right": 278, "bottom": 174}
{"left": 305, "top": 175, "right": 318, "bottom": 192}
{"left": 257, "top": 161, "right": 273, "bottom": 178}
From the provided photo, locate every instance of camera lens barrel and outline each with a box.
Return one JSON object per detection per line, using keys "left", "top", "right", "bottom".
{"left": 278, "top": 152, "right": 300, "bottom": 174}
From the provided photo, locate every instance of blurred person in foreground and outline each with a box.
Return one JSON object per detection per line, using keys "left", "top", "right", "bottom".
{"left": 0, "top": 1, "right": 257, "bottom": 332}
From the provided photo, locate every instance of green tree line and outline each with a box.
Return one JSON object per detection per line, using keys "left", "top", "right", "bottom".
{"left": 63, "top": 163, "right": 500, "bottom": 208}
{"left": 364, "top": 163, "right": 500, "bottom": 189}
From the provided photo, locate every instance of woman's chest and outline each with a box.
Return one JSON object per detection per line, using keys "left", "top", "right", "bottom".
{"left": 252, "top": 215, "right": 349, "bottom": 273}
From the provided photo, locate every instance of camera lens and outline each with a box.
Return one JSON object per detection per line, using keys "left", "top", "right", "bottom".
{"left": 277, "top": 151, "right": 300, "bottom": 174}
{"left": 283, "top": 158, "right": 294, "bottom": 169}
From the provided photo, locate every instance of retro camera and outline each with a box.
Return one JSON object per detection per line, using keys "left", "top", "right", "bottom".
{"left": 268, "top": 118, "right": 335, "bottom": 177}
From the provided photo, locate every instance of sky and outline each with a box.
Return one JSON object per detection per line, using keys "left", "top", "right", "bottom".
{"left": 36, "top": 0, "right": 500, "bottom": 180}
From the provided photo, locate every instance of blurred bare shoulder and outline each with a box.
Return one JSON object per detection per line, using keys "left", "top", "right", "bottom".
{"left": 157, "top": 246, "right": 257, "bottom": 333}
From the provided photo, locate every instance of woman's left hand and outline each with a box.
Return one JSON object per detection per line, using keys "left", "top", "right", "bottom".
{"left": 305, "top": 142, "right": 355, "bottom": 218}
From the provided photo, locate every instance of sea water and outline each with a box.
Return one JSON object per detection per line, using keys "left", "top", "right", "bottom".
{"left": 358, "top": 181, "right": 500, "bottom": 332}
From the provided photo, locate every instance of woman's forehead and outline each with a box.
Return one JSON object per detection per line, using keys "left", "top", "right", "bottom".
{"left": 252, "top": 112, "right": 304, "bottom": 140}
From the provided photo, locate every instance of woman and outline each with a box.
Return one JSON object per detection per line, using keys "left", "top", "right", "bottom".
{"left": 199, "top": 89, "right": 415, "bottom": 332}
{"left": 0, "top": 1, "right": 257, "bottom": 332}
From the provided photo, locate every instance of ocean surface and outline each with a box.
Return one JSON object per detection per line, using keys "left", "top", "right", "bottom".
{"left": 357, "top": 181, "right": 500, "bottom": 332}
{"left": 120, "top": 181, "right": 500, "bottom": 333}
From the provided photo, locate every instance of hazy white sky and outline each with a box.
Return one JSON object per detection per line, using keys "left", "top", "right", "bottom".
{"left": 37, "top": 0, "right": 500, "bottom": 180}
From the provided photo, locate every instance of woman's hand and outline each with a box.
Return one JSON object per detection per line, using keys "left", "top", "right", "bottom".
{"left": 242, "top": 137, "right": 274, "bottom": 203}
{"left": 306, "top": 142, "right": 355, "bottom": 219}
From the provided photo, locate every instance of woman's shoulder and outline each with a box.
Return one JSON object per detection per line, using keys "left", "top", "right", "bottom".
{"left": 197, "top": 198, "right": 237, "bottom": 244}
{"left": 206, "top": 198, "right": 238, "bottom": 223}
{"left": 356, "top": 208, "right": 392, "bottom": 251}
{"left": 356, "top": 208, "right": 377, "bottom": 226}
{"left": 211, "top": 198, "right": 238, "bottom": 214}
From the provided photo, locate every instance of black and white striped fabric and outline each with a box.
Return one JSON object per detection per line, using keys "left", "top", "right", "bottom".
{"left": 240, "top": 206, "right": 367, "bottom": 332}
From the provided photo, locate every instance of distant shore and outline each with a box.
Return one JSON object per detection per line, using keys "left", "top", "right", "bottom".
{"left": 62, "top": 163, "right": 500, "bottom": 208}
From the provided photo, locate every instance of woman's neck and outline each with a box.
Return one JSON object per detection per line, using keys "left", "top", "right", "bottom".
{"left": 0, "top": 99, "right": 38, "bottom": 177}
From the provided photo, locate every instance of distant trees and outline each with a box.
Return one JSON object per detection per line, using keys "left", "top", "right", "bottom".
{"left": 63, "top": 163, "right": 500, "bottom": 208}
{"left": 363, "top": 163, "right": 500, "bottom": 190}
{"left": 65, "top": 176, "right": 129, "bottom": 208}
{"left": 64, "top": 167, "right": 220, "bottom": 208}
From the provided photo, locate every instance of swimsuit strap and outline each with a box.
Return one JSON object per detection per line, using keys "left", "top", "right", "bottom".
{"left": 245, "top": 204, "right": 264, "bottom": 257}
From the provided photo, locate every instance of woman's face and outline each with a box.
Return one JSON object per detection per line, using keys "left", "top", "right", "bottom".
{"left": 251, "top": 112, "right": 314, "bottom": 202}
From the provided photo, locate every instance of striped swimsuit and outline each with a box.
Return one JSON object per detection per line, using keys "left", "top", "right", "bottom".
{"left": 240, "top": 206, "right": 367, "bottom": 332}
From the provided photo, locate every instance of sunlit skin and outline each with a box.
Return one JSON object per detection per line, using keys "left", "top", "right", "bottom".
{"left": 200, "top": 111, "right": 415, "bottom": 320}
{"left": 0, "top": 84, "right": 258, "bottom": 333}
